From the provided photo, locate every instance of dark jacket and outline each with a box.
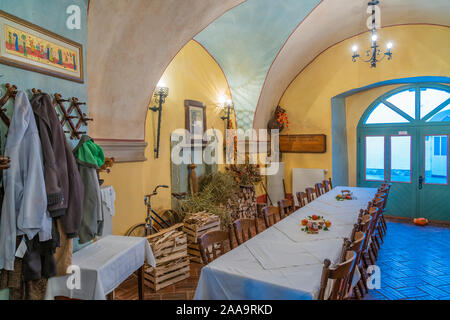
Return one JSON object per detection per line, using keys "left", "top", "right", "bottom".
{"left": 74, "top": 135, "right": 104, "bottom": 244}
{"left": 30, "top": 93, "right": 83, "bottom": 238}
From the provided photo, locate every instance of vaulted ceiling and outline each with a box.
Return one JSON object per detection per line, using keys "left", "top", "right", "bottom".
{"left": 88, "top": 0, "right": 450, "bottom": 143}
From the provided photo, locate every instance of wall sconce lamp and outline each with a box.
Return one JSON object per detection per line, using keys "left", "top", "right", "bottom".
{"left": 219, "top": 96, "right": 234, "bottom": 129}
{"left": 149, "top": 83, "right": 169, "bottom": 158}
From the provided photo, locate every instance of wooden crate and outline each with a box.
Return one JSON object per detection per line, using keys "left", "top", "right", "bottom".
{"left": 183, "top": 211, "right": 220, "bottom": 264}
{"left": 145, "top": 223, "right": 190, "bottom": 291}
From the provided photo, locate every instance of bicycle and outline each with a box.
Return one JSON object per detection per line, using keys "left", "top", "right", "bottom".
{"left": 125, "top": 185, "right": 186, "bottom": 237}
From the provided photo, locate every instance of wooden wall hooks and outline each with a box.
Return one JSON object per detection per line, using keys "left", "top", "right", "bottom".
{"left": 97, "top": 157, "right": 115, "bottom": 174}
{"left": 0, "top": 84, "right": 17, "bottom": 128}
{"left": 0, "top": 155, "right": 11, "bottom": 170}
{"left": 54, "top": 93, "right": 92, "bottom": 140}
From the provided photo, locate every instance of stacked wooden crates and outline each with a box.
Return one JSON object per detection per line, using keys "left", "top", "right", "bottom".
{"left": 183, "top": 211, "right": 221, "bottom": 264}
{"left": 144, "top": 223, "right": 190, "bottom": 291}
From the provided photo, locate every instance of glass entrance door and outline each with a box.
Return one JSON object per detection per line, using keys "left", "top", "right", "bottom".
{"left": 357, "top": 84, "right": 450, "bottom": 221}
{"left": 418, "top": 128, "right": 449, "bottom": 221}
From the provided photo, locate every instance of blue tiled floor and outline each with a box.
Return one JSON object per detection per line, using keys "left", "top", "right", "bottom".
{"left": 364, "top": 221, "right": 450, "bottom": 300}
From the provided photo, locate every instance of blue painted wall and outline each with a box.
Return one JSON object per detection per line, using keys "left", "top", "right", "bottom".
{"left": 0, "top": 0, "right": 88, "bottom": 143}
{"left": 0, "top": 0, "right": 88, "bottom": 299}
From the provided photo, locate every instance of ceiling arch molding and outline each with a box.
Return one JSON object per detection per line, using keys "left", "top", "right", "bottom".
{"left": 87, "top": 0, "right": 246, "bottom": 146}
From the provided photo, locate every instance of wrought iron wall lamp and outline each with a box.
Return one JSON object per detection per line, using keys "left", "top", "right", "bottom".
{"left": 149, "top": 85, "right": 169, "bottom": 158}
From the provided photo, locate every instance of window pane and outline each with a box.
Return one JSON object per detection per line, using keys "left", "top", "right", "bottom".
{"left": 390, "top": 136, "right": 412, "bottom": 183}
{"left": 442, "top": 136, "right": 448, "bottom": 156}
{"left": 420, "top": 88, "right": 450, "bottom": 119}
{"left": 434, "top": 137, "right": 441, "bottom": 156}
{"left": 424, "top": 135, "right": 448, "bottom": 185}
{"left": 386, "top": 89, "right": 416, "bottom": 119}
{"left": 366, "top": 136, "right": 385, "bottom": 181}
{"left": 365, "top": 103, "right": 410, "bottom": 124}
{"left": 427, "top": 104, "right": 450, "bottom": 122}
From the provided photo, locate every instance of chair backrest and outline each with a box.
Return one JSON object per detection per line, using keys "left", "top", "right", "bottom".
{"left": 233, "top": 218, "right": 258, "bottom": 245}
{"left": 328, "top": 177, "right": 333, "bottom": 189}
{"left": 296, "top": 192, "right": 308, "bottom": 208}
{"left": 375, "top": 192, "right": 388, "bottom": 210}
{"left": 278, "top": 199, "right": 294, "bottom": 218}
{"left": 315, "top": 183, "right": 326, "bottom": 197}
{"left": 305, "top": 187, "right": 316, "bottom": 202}
{"left": 322, "top": 180, "right": 331, "bottom": 192}
{"left": 343, "top": 232, "right": 366, "bottom": 299}
{"left": 198, "top": 230, "right": 231, "bottom": 264}
{"left": 318, "top": 251, "right": 356, "bottom": 300}
{"left": 263, "top": 205, "right": 280, "bottom": 228}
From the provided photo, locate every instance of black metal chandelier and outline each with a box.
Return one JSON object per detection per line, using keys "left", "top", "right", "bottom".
{"left": 351, "top": 1, "right": 393, "bottom": 68}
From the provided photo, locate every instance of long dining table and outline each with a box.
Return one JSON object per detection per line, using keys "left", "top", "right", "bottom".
{"left": 194, "top": 186, "right": 378, "bottom": 300}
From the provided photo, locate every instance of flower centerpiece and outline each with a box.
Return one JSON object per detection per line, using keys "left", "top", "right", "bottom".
{"left": 336, "top": 190, "right": 354, "bottom": 201}
{"left": 301, "top": 215, "right": 332, "bottom": 234}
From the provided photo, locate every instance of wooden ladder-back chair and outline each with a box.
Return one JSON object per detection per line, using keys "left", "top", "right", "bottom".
{"left": 278, "top": 199, "right": 295, "bottom": 219}
{"left": 345, "top": 231, "right": 366, "bottom": 300}
{"left": 263, "top": 206, "right": 281, "bottom": 228}
{"left": 370, "top": 197, "right": 386, "bottom": 248}
{"left": 328, "top": 177, "right": 333, "bottom": 189}
{"left": 374, "top": 192, "right": 388, "bottom": 235}
{"left": 296, "top": 192, "right": 308, "bottom": 208}
{"left": 305, "top": 187, "right": 317, "bottom": 203}
{"left": 318, "top": 251, "right": 356, "bottom": 300}
{"left": 232, "top": 218, "right": 259, "bottom": 245}
{"left": 198, "top": 230, "right": 232, "bottom": 264}
{"left": 363, "top": 205, "right": 381, "bottom": 265}
{"left": 322, "top": 180, "right": 331, "bottom": 192}
{"left": 315, "top": 183, "right": 325, "bottom": 197}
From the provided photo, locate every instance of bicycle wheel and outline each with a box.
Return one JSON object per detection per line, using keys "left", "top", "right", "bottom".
{"left": 125, "top": 223, "right": 148, "bottom": 237}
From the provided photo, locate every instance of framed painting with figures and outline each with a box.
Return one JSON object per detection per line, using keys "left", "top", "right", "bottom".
{"left": 185, "top": 99, "right": 207, "bottom": 143}
{"left": 0, "top": 10, "right": 84, "bottom": 83}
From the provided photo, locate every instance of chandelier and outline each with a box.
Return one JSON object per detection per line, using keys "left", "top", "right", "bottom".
{"left": 351, "top": 0, "right": 393, "bottom": 68}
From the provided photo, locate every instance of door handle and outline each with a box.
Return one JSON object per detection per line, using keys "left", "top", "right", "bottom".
{"left": 418, "top": 176, "right": 423, "bottom": 190}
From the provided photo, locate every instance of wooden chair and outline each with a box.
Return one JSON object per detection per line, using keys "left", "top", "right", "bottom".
{"left": 318, "top": 251, "right": 356, "bottom": 300}
{"left": 198, "top": 230, "right": 232, "bottom": 264}
{"left": 278, "top": 199, "right": 295, "bottom": 218}
{"left": 322, "top": 180, "right": 331, "bottom": 192}
{"left": 315, "top": 183, "right": 326, "bottom": 197}
{"left": 344, "top": 231, "right": 366, "bottom": 299}
{"left": 328, "top": 177, "right": 333, "bottom": 189}
{"left": 296, "top": 192, "right": 308, "bottom": 208}
{"left": 232, "top": 218, "right": 259, "bottom": 245}
{"left": 305, "top": 187, "right": 317, "bottom": 202}
{"left": 263, "top": 205, "right": 281, "bottom": 228}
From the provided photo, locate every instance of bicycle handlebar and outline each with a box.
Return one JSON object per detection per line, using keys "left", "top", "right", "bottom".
{"left": 145, "top": 185, "right": 169, "bottom": 206}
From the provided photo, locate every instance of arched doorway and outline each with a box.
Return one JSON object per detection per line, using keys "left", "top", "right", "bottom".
{"left": 357, "top": 84, "right": 450, "bottom": 221}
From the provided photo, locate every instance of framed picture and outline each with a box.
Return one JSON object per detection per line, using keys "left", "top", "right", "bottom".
{"left": 185, "top": 100, "right": 207, "bottom": 143}
{"left": 0, "top": 10, "right": 84, "bottom": 83}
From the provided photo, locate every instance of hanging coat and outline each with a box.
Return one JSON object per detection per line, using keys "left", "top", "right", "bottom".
{"left": 30, "top": 93, "right": 83, "bottom": 237}
{"left": 73, "top": 135, "right": 104, "bottom": 244}
{"left": 0, "top": 91, "right": 50, "bottom": 271}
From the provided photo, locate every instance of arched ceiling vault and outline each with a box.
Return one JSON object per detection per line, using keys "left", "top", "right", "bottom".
{"left": 88, "top": 0, "right": 450, "bottom": 148}
{"left": 87, "top": 0, "right": 246, "bottom": 141}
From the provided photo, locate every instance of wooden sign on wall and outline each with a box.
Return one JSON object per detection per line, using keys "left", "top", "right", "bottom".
{"left": 279, "top": 134, "right": 326, "bottom": 153}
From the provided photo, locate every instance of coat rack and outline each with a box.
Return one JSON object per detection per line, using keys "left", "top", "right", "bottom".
{"left": 0, "top": 84, "right": 17, "bottom": 128}
{"left": 54, "top": 93, "right": 92, "bottom": 140}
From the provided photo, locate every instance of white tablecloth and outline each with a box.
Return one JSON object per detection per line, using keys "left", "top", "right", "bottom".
{"left": 45, "top": 235, "right": 155, "bottom": 300}
{"left": 194, "top": 186, "right": 377, "bottom": 300}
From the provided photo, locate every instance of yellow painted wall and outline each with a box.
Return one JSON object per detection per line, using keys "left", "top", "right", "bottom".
{"left": 279, "top": 25, "right": 450, "bottom": 192}
{"left": 100, "top": 40, "right": 233, "bottom": 235}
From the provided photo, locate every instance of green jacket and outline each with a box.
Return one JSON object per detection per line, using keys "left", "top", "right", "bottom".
{"left": 73, "top": 135, "right": 105, "bottom": 244}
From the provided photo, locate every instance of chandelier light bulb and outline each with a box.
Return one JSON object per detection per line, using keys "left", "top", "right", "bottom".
{"left": 371, "top": 34, "right": 378, "bottom": 42}
{"left": 352, "top": 45, "right": 358, "bottom": 53}
{"left": 387, "top": 42, "right": 393, "bottom": 49}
